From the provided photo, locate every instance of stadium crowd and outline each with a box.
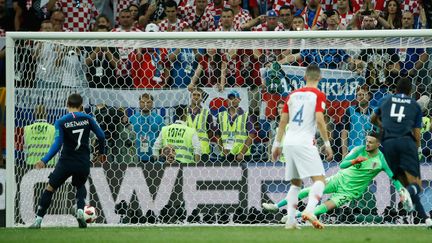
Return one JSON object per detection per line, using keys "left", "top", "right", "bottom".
{"left": 1, "top": 0, "right": 432, "bottom": 165}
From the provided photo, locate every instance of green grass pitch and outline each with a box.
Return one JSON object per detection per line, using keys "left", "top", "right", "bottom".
{"left": 0, "top": 226, "right": 431, "bottom": 243}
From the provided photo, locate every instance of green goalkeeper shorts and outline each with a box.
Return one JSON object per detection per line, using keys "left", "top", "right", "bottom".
{"left": 324, "top": 176, "right": 359, "bottom": 208}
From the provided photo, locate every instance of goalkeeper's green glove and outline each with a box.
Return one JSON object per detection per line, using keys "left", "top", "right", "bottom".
{"left": 418, "top": 147, "right": 423, "bottom": 161}
{"left": 351, "top": 156, "right": 367, "bottom": 165}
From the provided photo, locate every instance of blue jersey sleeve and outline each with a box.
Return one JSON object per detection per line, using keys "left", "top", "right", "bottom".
{"left": 89, "top": 116, "right": 106, "bottom": 154}
{"left": 41, "top": 119, "right": 64, "bottom": 164}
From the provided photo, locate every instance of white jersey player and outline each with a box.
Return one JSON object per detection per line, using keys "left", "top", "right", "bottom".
{"left": 272, "top": 64, "right": 333, "bottom": 230}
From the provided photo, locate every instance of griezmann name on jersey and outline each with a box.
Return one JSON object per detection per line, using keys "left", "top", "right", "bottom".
{"left": 41, "top": 112, "right": 105, "bottom": 166}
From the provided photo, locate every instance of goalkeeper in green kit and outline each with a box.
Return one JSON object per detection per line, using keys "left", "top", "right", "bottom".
{"left": 263, "top": 132, "right": 413, "bottom": 219}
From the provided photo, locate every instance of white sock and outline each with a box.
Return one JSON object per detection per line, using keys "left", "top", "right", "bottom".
{"left": 304, "top": 180, "right": 325, "bottom": 214}
{"left": 286, "top": 185, "right": 300, "bottom": 225}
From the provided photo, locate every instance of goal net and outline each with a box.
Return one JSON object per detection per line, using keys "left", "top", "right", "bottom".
{"left": 5, "top": 31, "right": 432, "bottom": 227}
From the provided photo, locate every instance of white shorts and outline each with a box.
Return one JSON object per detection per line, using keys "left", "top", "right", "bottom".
{"left": 282, "top": 145, "right": 325, "bottom": 181}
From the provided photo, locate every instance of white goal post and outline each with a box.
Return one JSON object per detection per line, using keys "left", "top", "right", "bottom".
{"left": 5, "top": 30, "right": 432, "bottom": 227}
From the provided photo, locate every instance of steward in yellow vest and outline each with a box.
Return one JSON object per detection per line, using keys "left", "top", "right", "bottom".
{"left": 153, "top": 105, "right": 201, "bottom": 163}
{"left": 187, "top": 88, "right": 213, "bottom": 162}
{"left": 218, "top": 90, "right": 254, "bottom": 162}
{"left": 24, "top": 105, "right": 55, "bottom": 165}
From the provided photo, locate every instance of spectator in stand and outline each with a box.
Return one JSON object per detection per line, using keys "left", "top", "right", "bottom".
{"left": 158, "top": 0, "right": 189, "bottom": 32}
{"left": 85, "top": 26, "right": 120, "bottom": 88}
{"left": 252, "top": 10, "right": 285, "bottom": 65}
{"left": 13, "top": 0, "right": 49, "bottom": 31}
{"left": 341, "top": 85, "right": 373, "bottom": 157}
{"left": 113, "top": 0, "right": 139, "bottom": 26}
{"left": 335, "top": 0, "right": 354, "bottom": 29}
{"left": 348, "top": 4, "right": 391, "bottom": 30}
{"left": 178, "top": 0, "right": 215, "bottom": 32}
{"left": 300, "top": 0, "right": 322, "bottom": 29}
{"left": 291, "top": 0, "right": 306, "bottom": 16}
{"left": 33, "top": 21, "right": 63, "bottom": 89}
{"left": 47, "top": 0, "right": 99, "bottom": 32}
{"left": 168, "top": 26, "right": 203, "bottom": 88}
{"left": 188, "top": 48, "right": 227, "bottom": 91}
{"left": 138, "top": 0, "right": 167, "bottom": 27}
{"left": 130, "top": 23, "right": 169, "bottom": 88}
{"left": 204, "top": 0, "right": 224, "bottom": 28}
{"left": 39, "top": 20, "right": 53, "bottom": 31}
{"left": 59, "top": 47, "right": 88, "bottom": 88}
{"left": 229, "top": 0, "right": 253, "bottom": 30}
{"left": 252, "top": 10, "right": 285, "bottom": 31}
{"left": 93, "top": 0, "right": 114, "bottom": 24}
{"left": 95, "top": 15, "right": 112, "bottom": 30}
{"left": 216, "top": 8, "right": 238, "bottom": 31}
{"left": 128, "top": 3, "right": 140, "bottom": 25}
{"left": 112, "top": 9, "right": 141, "bottom": 88}
{"left": 130, "top": 93, "right": 165, "bottom": 163}
{"left": 314, "top": 9, "right": 345, "bottom": 30}
{"left": 112, "top": 9, "right": 141, "bottom": 32}
{"left": 382, "top": 0, "right": 402, "bottom": 29}
{"left": 387, "top": 11, "right": 428, "bottom": 80}
{"left": 1, "top": 0, "right": 14, "bottom": 35}
{"left": 278, "top": 5, "right": 294, "bottom": 30}
{"left": 50, "top": 10, "right": 69, "bottom": 32}
{"left": 356, "top": 12, "right": 404, "bottom": 98}
{"left": 291, "top": 15, "right": 306, "bottom": 30}
{"left": 279, "top": 44, "right": 364, "bottom": 71}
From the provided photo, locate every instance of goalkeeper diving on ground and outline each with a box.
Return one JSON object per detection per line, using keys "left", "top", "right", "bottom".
{"left": 263, "top": 133, "right": 413, "bottom": 223}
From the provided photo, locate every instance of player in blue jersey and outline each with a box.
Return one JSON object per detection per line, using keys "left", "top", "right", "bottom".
{"left": 371, "top": 78, "right": 432, "bottom": 228}
{"left": 29, "top": 94, "right": 106, "bottom": 229}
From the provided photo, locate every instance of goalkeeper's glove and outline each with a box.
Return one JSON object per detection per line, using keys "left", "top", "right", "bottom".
{"left": 351, "top": 156, "right": 367, "bottom": 165}
{"left": 399, "top": 187, "right": 414, "bottom": 212}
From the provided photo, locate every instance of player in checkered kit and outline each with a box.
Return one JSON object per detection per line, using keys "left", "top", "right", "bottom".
{"left": 47, "top": 0, "right": 99, "bottom": 32}
{"left": 178, "top": 0, "right": 216, "bottom": 31}
{"left": 158, "top": 0, "right": 189, "bottom": 32}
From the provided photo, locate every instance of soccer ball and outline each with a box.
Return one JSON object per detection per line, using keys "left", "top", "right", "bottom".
{"left": 83, "top": 205, "right": 97, "bottom": 223}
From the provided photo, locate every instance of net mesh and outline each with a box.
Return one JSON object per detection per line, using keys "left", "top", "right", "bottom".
{"left": 8, "top": 32, "right": 432, "bottom": 226}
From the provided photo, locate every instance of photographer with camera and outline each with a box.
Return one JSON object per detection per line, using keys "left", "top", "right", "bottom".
{"left": 347, "top": 1, "right": 391, "bottom": 30}
{"left": 85, "top": 25, "right": 120, "bottom": 88}
{"left": 313, "top": 9, "right": 344, "bottom": 30}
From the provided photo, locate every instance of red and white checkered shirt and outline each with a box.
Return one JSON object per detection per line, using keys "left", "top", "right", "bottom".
{"left": 113, "top": 0, "right": 138, "bottom": 25}
{"left": 158, "top": 19, "right": 190, "bottom": 32}
{"left": 273, "top": 0, "right": 294, "bottom": 14}
{"left": 252, "top": 22, "right": 285, "bottom": 31}
{"left": 233, "top": 7, "right": 253, "bottom": 30}
{"left": 204, "top": 2, "right": 224, "bottom": 17}
{"left": 339, "top": 12, "right": 354, "bottom": 28}
{"left": 216, "top": 25, "right": 239, "bottom": 31}
{"left": 55, "top": 0, "right": 99, "bottom": 32}
{"left": 111, "top": 26, "right": 142, "bottom": 76}
{"left": 402, "top": 0, "right": 419, "bottom": 15}
{"left": 178, "top": 5, "right": 216, "bottom": 31}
